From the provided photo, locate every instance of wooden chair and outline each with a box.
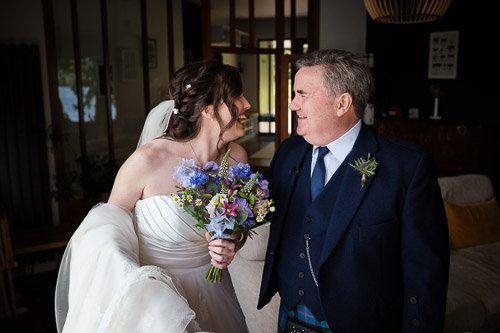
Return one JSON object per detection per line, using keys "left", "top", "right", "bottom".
{"left": 0, "top": 211, "right": 27, "bottom": 318}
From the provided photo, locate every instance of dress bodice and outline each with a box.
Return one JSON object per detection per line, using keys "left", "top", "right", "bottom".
{"left": 134, "top": 195, "right": 211, "bottom": 269}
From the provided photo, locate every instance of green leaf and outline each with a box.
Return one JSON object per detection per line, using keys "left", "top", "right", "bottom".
{"left": 235, "top": 210, "right": 249, "bottom": 224}
{"left": 184, "top": 203, "right": 195, "bottom": 215}
{"left": 249, "top": 194, "right": 255, "bottom": 205}
{"left": 205, "top": 181, "right": 218, "bottom": 193}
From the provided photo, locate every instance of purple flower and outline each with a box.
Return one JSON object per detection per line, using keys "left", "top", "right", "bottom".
{"left": 257, "top": 188, "right": 270, "bottom": 198}
{"left": 203, "top": 161, "right": 219, "bottom": 173}
{"left": 221, "top": 201, "right": 238, "bottom": 217}
{"left": 256, "top": 178, "right": 269, "bottom": 189}
{"left": 234, "top": 197, "right": 253, "bottom": 217}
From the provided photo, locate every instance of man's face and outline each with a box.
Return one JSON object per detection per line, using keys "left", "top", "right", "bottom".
{"left": 289, "top": 65, "right": 340, "bottom": 145}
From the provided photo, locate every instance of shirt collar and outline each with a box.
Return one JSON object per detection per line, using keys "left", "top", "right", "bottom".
{"left": 313, "top": 120, "right": 361, "bottom": 161}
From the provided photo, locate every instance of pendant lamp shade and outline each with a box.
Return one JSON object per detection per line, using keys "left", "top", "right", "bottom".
{"left": 364, "top": 0, "right": 452, "bottom": 24}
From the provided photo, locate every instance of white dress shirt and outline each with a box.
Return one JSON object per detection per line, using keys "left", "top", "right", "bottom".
{"left": 311, "top": 120, "right": 361, "bottom": 185}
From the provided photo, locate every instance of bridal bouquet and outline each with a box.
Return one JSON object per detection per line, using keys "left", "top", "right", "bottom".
{"left": 172, "top": 149, "right": 274, "bottom": 283}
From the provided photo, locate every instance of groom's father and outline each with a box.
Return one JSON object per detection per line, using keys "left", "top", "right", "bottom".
{"left": 258, "top": 49, "right": 449, "bottom": 333}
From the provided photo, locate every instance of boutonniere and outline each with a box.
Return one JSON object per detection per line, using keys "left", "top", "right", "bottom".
{"left": 349, "top": 153, "right": 378, "bottom": 189}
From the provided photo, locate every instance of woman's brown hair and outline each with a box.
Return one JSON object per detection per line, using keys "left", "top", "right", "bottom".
{"left": 165, "top": 59, "right": 243, "bottom": 143}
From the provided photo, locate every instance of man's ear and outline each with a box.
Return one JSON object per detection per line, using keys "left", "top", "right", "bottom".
{"left": 201, "top": 105, "right": 214, "bottom": 120}
{"left": 336, "top": 93, "right": 352, "bottom": 117}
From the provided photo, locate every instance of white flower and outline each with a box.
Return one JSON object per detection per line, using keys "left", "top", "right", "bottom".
{"left": 210, "top": 193, "right": 227, "bottom": 206}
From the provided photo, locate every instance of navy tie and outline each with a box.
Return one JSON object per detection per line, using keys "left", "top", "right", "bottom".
{"left": 311, "top": 146, "right": 329, "bottom": 201}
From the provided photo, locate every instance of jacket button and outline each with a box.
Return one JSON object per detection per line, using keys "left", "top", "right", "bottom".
{"left": 298, "top": 290, "right": 305, "bottom": 296}
{"left": 270, "top": 252, "right": 274, "bottom": 256}
{"left": 298, "top": 271, "right": 305, "bottom": 278}
{"left": 409, "top": 297, "right": 417, "bottom": 304}
{"left": 412, "top": 319, "right": 419, "bottom": 326}
{"left": 304, "top": 216, "right": 311, "bottom": 223}
{"left": 299, "top": 253, "right": 306, "bottom": 259}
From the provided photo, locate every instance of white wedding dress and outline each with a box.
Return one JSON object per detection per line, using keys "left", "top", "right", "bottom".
{"left": 55, "top": 196, "right": 248, "bottom": 333}
{"left": 134, "top": 194, "right": 248, "bottom": 333}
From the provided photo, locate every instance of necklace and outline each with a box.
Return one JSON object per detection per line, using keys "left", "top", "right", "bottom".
{"left": 189, "top": 141, "right": 218, "bottom": 166}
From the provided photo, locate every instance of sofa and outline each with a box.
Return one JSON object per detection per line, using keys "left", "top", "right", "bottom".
{"left": 229, "top": 174, "right": 500, "bottom": 333}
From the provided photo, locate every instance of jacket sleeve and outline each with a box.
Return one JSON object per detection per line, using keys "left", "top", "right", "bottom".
{"left": 400, "top": 151, "right": 450, "bottom": 332}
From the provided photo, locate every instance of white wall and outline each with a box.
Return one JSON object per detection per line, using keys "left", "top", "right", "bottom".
{"left": 320, "top": 0, "right": 367, "bottom": 54}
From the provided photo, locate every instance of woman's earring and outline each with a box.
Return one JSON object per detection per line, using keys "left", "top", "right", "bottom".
{"left": 211, "top": 118, "right": 214, "bottom": 122}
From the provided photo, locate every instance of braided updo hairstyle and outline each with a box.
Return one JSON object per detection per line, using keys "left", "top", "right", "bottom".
{"left": 165, "top": 59, "right": 243, "bottom": 142}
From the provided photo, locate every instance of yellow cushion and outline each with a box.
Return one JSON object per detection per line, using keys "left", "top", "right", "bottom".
{"left": 444, "top": 198, "right": 500, "bottom": 249}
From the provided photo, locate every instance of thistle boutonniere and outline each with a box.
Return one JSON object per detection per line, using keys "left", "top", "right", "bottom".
{"left": 349, "top": 153, "right": 378, "bottom": 190}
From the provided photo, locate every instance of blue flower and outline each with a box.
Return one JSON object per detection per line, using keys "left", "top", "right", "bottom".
{"left": 173, "top": 158, "right": 197, "bottom": 188}
{"left": 223, "top": 216, "right": 236, "bottom": 231}
{"left": 212, "top": 228, "right": 232, "bottom": 240}
{"left": 190, "top": 169, "right": 208, "bottom": 188}
{"left": 252, "top": 172, "right": 263, "bottom": 181}
{"left": 230, "top": 163, "right": 251, "bottom": 178}
{"left": 205, "top": 211, "right": 226, "bottom": 234}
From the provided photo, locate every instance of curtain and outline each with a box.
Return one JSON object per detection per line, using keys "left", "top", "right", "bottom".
{"left": 0, "top": 44, "right": 52, "bottom": 231}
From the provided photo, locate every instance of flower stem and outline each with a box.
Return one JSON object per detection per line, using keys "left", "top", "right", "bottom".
{"left": 205, "top": 263, "right": 223, "bottom": 283}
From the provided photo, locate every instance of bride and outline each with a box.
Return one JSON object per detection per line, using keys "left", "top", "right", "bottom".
{"left": 55, "top": 59, "right": 251, "bottom": 332}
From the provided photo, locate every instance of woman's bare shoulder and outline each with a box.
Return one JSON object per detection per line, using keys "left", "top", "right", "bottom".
{"left": 227, "top": 142, "right": 248, "bottom": 164}
{"left": 117, "top": 139, "right": 176, "bottom": 181}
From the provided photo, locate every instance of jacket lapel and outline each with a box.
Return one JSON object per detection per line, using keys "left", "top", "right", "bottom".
{"left": 318, "top": 123, "right": 379, "bottom": 268}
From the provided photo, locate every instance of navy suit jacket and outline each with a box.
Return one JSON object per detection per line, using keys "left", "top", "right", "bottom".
{"left": 258, "top": 123, "right": 450, "bottom": 332}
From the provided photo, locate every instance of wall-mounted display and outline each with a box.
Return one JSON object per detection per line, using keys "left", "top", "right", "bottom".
{"left": 428, "top": 30, "right": 459, "bottom": 79}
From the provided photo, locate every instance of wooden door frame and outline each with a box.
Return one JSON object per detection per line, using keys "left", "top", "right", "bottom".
{"left": 201, "top": 0, "right": 319, "bottom": 147}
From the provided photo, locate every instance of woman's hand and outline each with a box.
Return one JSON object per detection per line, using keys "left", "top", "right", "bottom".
{"left": 205, "top": 231, "right": 246, "bottom": 270}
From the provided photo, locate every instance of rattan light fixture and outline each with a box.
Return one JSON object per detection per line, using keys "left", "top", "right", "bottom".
{"left": 364, "top": 0, "right": 452, "bottom": 24}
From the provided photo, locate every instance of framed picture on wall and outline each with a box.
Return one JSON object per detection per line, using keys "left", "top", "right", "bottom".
{"left": 428, "top": 30, "right": 459, "bottom": 79}
{"left": 148, "top": 39, "right": 157, "bottom": 69}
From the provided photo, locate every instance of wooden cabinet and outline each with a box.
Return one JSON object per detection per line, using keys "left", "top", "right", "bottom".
{"left": 372, "top": 118, "right": 497, "bottom": 180}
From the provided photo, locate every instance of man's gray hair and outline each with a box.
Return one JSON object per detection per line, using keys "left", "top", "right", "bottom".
{"left": 295, "top": 49, "right": 372, "bottom": 119}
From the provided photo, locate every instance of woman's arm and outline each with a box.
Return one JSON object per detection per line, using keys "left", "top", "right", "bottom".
{"left": 108, "top": 148, "right": 150, "bottom": 212}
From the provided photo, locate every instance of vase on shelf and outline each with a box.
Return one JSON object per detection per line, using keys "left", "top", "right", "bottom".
{"left": 429, "top": 97, "right": 442, "bottom": 120}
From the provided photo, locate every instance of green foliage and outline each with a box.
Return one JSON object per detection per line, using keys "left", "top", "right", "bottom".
{"left": 349, "top": 153, "right": 378, "bottom": 189}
